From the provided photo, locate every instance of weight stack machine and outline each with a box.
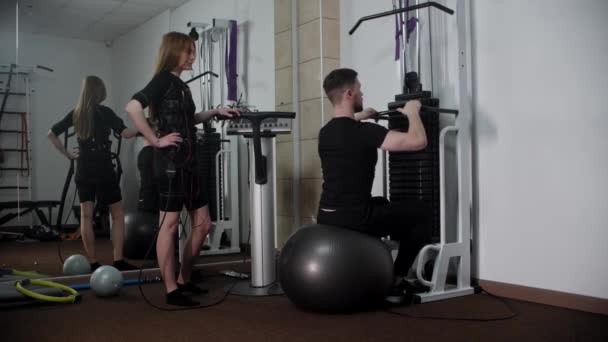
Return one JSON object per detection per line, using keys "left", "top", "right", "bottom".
{"left": 387, "top": 72, "right": 441, "bottom": 242}
{"left": 196, "top": 131, "right": 222, "bottom": 222}
{"left": 351, "top": 1, "right": 475, "bottom": 302}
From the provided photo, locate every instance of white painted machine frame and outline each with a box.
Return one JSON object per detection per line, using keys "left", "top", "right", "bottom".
{"left": 179, "top": 134, "right": 241, "bottom": 258}
{"left": 405, "top": 0, "right": 475, "bottom": 303}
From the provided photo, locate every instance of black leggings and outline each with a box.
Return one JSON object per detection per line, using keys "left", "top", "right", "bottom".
{"left": 317, "top": 197, "right": 433, "bottom": 276}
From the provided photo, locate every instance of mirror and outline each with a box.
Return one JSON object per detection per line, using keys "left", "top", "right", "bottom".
{"left": 0, "top": 0, "right": 266, "bottom": 278}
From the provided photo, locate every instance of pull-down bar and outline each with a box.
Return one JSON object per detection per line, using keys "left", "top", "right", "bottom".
{"left": 349, "top": 1, "right": 454, "bottom": 35}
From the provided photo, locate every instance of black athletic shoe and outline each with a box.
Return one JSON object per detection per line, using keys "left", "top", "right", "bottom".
{"left": 90, "top": 262, "right": 102, "bottom": 273}
{"left": 385, "top": 283, "right": 407, "bottom": 304}
{"left": 113, "top": 260, "right": 139, "bottom": 271}
{"left": 177, "top": 282, "right": 209, "bottom": 295}
{"left": 384, "top": 279, "right": 415, "bottom": 304}
{"left": 166, "top": 289, "right": 200, "bottom": 307}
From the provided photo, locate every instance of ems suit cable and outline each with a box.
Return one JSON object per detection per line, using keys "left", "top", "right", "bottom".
{"left": 202, "top": 33, "right": 208, "bottom": 111}
{"left": 207, "top": 30, "right": 213, "bottom": 110}
{"left": 401, "top": 0, "right": 408, "bottom": 91}
{"left": 428, "top": 3, "right": 434, "bottom": 93}
{"left": 220, "top": 26, "right": 229, "bottom": 219}
{"left": 291, "top": 0, "right": 301, "bottom": 227}
{"left": 393, "top": 0, "right": 401, "bottom": 88}
{"left": 15, "top": 2, "right": 20, "bottom": 213}
{"left": 220, "top": 28, "right": 226, "bottom": 108}
{"left": 205, "top": 33, "right": 211, "bottom": 111}
{"left": 416, "top": 0, "right": 421, "bottom": 83}
{"left": 398, "top": 0, "right": 404, "bottom": 86}
{"left": 319, "top": 0, "right": 324, "bottom": 126}
{"left": 16, "top": 1, "right": 19, "bottom": 65}
{"left": 27, "top": 76, "right": 33, "bottom": 227}
{"left": 197, "top": 37, "right": 205, "bottom": 113}
{"left": 221, "top": 28, "right": 229, "bottom": 220}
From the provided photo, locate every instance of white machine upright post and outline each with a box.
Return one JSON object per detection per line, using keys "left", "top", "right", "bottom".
{"left": 413, "top": 125, "right": 474, "bottom": 302}
{"left": 194, "top": 134, "right": 241, "bottom": 257}
{"left": 226, "top": 133, "right": 282, "bottom": 295}
{"left": 249, "top": 138, "right": 276, "bottom": 287}
{"left": 410, "top": 0, "right": 475, "bottom": 303}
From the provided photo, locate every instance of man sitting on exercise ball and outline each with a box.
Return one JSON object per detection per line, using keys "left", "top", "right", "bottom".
{"left": 317, "top": 68, "right": 431, "bottom": 303}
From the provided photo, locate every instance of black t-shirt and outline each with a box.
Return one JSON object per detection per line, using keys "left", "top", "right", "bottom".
{"left": 318, "top": 117, "right": 388, "bottom": 209}
{"left": 132, "top": 71, "right": 197, "bottom": 167}
{"left": 51, "top": 105, "right": 126, "bottom": 182}
{"left": 132, "top": 71, "right": 194, "bottom": 111}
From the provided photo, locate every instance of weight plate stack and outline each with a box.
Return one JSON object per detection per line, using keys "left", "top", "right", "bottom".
{"left": 387, "top": 100, "right": 441, "bottom": 241}
{"left": 196, "top": 132, "right": 221, "bottom": 221}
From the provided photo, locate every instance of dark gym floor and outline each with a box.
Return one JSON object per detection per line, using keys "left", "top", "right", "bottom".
{"left": 1, "top": 240, "right": 607, "bottom": 341}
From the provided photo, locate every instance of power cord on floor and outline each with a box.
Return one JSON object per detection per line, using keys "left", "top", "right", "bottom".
{"left": 383, "top": 286, "right": 519, "bottom": 321}
{"left": 223, "top": 212, "right": 284, "bottom": 297}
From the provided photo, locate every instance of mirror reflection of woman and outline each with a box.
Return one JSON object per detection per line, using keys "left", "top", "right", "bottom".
{"left": 126, "top": 32, "right": 239, "bottom": 307}
{"left": 48, "top": 75, "right": 139, "bottom": 272}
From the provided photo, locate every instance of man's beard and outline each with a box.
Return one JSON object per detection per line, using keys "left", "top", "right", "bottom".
{"left": 354, "top": 101, "right": 363, "bottom": 113}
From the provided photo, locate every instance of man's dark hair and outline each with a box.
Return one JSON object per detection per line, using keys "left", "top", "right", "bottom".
{"left": 323, "top": 68, "right": 358, "bottom": 104}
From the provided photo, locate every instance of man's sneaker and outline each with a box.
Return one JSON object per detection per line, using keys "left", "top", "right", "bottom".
{"left": 177, "top": 282, "right": 208, "bottom": 295}
{"left": 384, "top": 279, "right": 411, "bottom": 304}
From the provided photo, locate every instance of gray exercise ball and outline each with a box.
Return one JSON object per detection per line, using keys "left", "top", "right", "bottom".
{"left": 124, "top": 211, "right": 158, "bottom": 260}
{"left": 279, "top": 224, "right": 394, "bottom": 313}
{"left": 63, "top": 254, "right": 91, "bottom": 276}
{"left": 90, "top": 265, "right": 123, "bottom": 297}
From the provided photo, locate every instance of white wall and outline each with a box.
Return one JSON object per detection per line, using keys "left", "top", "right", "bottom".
{"left": 472, "top": 0, "right": 608, "bottom": 299}
{"left": 339, "top": 0, "right": 400, "bottom": 198}
{"left": 0, "top": 31, "right": 112, "bottom": 218}
{"left": 341, "top": 0, "right": 608, "bottom": 299}
{"left": 111, "top": 0, "right": 275, "bottom": 240}
{"left": 340, "top": 0, "right": 401, "bottom": 103}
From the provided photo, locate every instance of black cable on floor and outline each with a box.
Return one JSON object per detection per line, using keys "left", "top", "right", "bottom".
{"left": 383, "top": 286, "right": 519, "bottom": 321}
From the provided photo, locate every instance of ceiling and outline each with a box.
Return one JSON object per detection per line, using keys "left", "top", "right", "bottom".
{"left": 0, "top": 0, "right": 190, "bottom": 42}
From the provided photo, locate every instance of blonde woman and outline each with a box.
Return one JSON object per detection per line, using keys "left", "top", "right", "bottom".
{"left": 126, "top": 32, "right": 238, "bottom": 306}
{"left": 48, "top": 76, "right": 139, "bottom": 272}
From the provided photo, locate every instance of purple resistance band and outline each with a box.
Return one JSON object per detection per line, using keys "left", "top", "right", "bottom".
{"left": 395, "top": 0, "right": 418, "bottom": 61}
{"left": 226, "top": 20, "right": 238, "bottom": 102}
